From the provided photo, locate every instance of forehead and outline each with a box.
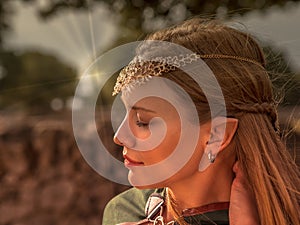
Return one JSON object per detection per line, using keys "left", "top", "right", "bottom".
{"left": 120, "top": 77, "right": 200, "bottom": 125}
{"left": 121, "top": 77, "right": 180, "bottom": 108}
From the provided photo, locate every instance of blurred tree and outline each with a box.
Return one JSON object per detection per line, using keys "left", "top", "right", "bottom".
{"left": 1, "top": 0, "right": 300, "bottom": 48}
{"left": 0, "top": 51, "right": 78, "bottom": 113}
{"left": 0, "top": 0, "right": 13, "bottom": 49}
{"left": 32, "top": 0, "right": 300, "bottom": 47}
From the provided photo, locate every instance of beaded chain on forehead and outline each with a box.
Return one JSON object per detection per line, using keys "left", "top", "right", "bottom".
{"left": 112, "top": 53, "right": 264, "bottom": 96}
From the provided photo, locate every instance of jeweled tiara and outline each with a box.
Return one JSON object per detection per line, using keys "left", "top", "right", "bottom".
{"left": 112, "top": 53, "right": 263, "bottom": 96}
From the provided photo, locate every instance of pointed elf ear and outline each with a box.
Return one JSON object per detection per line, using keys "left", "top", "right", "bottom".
{"left": 198, "top": 117, "right": 238, "bottom": 171}
{"left": 207, "top": 116, "right": 238, "bottom": 155}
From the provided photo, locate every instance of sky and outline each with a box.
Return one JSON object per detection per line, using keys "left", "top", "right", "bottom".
{"left": 237, "top": 2, "right": 300, "bottom": 72}
{"left": 4, "top": 1, "right": 300, "bottom": 73}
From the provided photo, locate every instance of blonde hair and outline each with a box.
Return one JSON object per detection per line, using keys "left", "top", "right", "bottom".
{"left": 138, "top": 18, "right": 300, "bottom": 225}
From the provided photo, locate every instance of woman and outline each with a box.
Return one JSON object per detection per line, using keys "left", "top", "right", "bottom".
{"left": 102, "top": 18, "right": 300, "bottom": 225}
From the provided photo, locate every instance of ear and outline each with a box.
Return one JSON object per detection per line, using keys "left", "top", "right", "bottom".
{"left": 206, "top": 117, "right": 238, "bottom": 155}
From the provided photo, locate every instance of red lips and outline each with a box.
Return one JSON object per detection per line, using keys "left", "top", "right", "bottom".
{"left": 123, "top": 154, "right": 144, "bottom": 167}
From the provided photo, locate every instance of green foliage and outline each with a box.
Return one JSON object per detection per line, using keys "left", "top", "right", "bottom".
{"left": 0, "top": 0, "right": 14, "bottom": 48}
{"left": 1, "top": 0, "right": 300, "bottom": 48}
{"left": 37, "top": 0, "right": 300, "bottom": 26}
{"left": 0, "top": 50, "right": 78, "bottom": 113}
{"left": 32, "top": 0, "right": 300, "bottom": 47}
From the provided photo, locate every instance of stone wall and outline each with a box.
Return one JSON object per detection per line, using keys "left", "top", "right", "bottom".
{"left": 0, "top": 112, "right": 129, "bottom": 225}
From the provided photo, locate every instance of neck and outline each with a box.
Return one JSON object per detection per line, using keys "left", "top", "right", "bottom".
{"left": 166, "top": 163, "right": 234, "bottom": 217}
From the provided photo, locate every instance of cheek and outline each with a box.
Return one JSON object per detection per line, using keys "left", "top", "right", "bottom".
{"left": 140, "top": 122, "right": 181, "bottom": 165}
{"left": 146, "top": 122, "right": 208, "bottom": 173}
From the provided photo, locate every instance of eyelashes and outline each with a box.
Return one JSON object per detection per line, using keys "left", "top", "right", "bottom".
{"left": 136, "top": 112, "right": 149, "bottom": 128}
{"left": 136, "top": 120, "right": 149, "bottom": 128}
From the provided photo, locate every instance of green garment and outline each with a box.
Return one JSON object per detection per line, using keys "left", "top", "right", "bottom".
{"left": 102, "top": 188, "right": 229, "bottom": 225}
{"left": 103, "top": 188, "right": 158, "bottom": 224}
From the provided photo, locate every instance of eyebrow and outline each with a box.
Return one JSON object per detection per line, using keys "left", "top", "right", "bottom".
{"left": 131, "top": 106, "right": 156, "bottom": 113}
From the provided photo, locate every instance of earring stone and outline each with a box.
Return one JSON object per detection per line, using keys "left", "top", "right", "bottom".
{"left": 208, "top": 151, "right": 216, "bottom": 163}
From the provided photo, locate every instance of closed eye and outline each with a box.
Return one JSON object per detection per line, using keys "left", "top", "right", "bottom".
{"left": 136, "top": 120, "right": 149, "bottom": 127}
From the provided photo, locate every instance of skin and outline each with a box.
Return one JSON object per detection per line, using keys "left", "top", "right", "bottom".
{"left": 229, "top": 162, "right": 260, "bottom": 225}
{"left": 116, "top": 96, "right": 181, "bottom": 167}
{"left": 114, "top": 80, "right": 258, "bottom": 224}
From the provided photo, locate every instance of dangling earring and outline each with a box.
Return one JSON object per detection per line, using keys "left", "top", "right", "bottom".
{"left": 207, "top": 150, "right": 216, "bottom": 163}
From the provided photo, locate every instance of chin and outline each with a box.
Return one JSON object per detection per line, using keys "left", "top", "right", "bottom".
{"left": 128, "top": 172, "right": 171, "bottom": 190}
{"left": 133, "top": 183, "right": 166, "bottom": 190}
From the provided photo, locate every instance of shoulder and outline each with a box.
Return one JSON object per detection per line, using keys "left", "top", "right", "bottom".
{"left": 102, "top": 188, "right": 163, "bottom": 225}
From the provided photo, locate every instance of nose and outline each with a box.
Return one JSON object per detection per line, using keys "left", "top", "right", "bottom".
{"left": 113, "top": 131, "right": 135, "bottom": 148}
{"left": 113, "top": 117, "right": 135, "bottom": 148}
{"left": 113, "top": 134, "right": 123, "bottom": 146}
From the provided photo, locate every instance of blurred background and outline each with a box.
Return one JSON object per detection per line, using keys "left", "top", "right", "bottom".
{"left": 0, "top": 0, "right": 299, "bottom": 224}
